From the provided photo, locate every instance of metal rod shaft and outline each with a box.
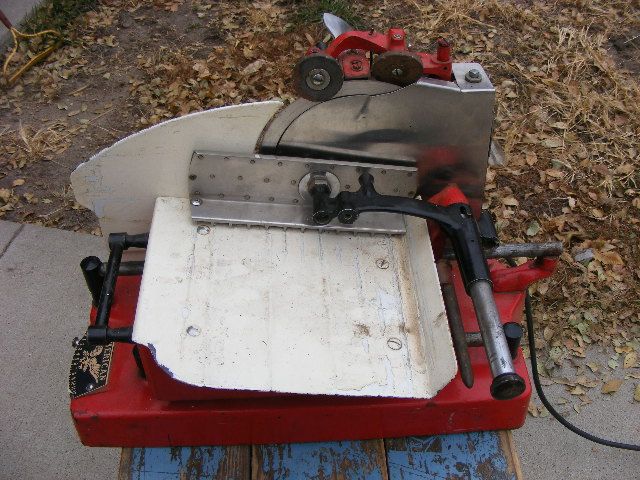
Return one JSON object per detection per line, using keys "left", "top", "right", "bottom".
{"left": 94, "top": 243, "right": 123, "bottom": 329}
{"left": 444, "top": 242, "right": 563, "bottom": 260}
{"left": 466, "top": 327, "right": 521, "bottom": 359}
{"left": 469, "top": 280, "right": 525, "bottom": 399}
{"left": 438, "top": 262, "right": 474, "bottom": 388}
{"left": 469, "top": 280, "right": 514, "bottom": 377}
{"left": 465, "top": 332, "right": 482, "bottom": 347}
{"left": 99, "top": 261, "right": 144, "bottom": 276}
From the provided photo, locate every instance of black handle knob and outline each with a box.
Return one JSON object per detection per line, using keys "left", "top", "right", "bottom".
{"left": 504, "top": 322, "right": 523, "bottom": 359}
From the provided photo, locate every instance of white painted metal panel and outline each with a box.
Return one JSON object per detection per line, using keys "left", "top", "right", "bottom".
{"left": 70, "top": 102, "right": 283, "bottom": 237}
{"left": 133, "top": 197, "right": 456, "bottom": 398}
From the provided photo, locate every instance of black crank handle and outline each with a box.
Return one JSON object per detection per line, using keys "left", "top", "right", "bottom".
{"left": 312, "top": 172, "right": 525, "bottom": 399}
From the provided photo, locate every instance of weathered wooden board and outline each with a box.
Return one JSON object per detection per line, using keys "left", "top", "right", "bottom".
{"left": 119, "top": 446, "right": 250, "bottom": 480}
{"left": 120, "top": 431, "right": 522, "bottom": 479}
{"left": 385, "top": 431, "right": 522, "bottom": 480}
{"left": 133, "top": 197, "right": 456, "bottom": 398}
{"left": 252, "top": 439, "right": 388, "bottom": 480}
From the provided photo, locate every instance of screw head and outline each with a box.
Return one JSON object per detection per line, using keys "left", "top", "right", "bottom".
{"left": 351, "top": 59, "right": 363, "bottom": 71}
{"left": 376, "top": 258, "right": 390, "bottom": 269}
{"left": 191, "top": 198, "right": 202, "bottom": 206}
{"left": 392, "top": 33, "right": 403, "bottom": 40}
{"left": 197, "top": 225, "right": 210, "bottom": 235}
{"left": 391, "top": 68, "right": 404, "bottom": 77}
{"left": 306, "top": 68, "right": 331, "bottom": 91}
{"left": 186, "top": 325, "right": 201, "bottom": 337}
{"left": 465, "top": 69, "right": 482, "bottom": 83}
{"left": 387, "top": 337, "right": 403, "bottom": 350}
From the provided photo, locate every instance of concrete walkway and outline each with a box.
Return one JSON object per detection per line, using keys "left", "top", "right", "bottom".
{"left": 0, "top": 221, "right": 119, "bottom": 479}
{"left": 0, "top": 219, "right": 637, "bottom": 479}
{"left": 0, "top": 0, "right": 43, "bottom": 46}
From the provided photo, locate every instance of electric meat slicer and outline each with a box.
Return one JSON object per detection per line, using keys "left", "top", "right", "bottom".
{"left": 68, "top": 15, "right": 561, "bottom": 447}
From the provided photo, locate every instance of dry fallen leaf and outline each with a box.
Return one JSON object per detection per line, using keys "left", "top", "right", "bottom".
{"left": 634, "top": 384, "right": 640, "bottom": 402}
{"left": 623, "top": 351, "right": 637, "bottom": 369}
{"left": 12, "top": 179, "right": 25, "bottom": 186}
{"left": 570, "top": 386, "right": 586, "bottom": 396}
{"left": 601, "top": 379, "right": 623, "bottom": 394}
{"left": 526, "top": 220, "right": 541, "bottom": 236}
{"left": 242, "top": 59, "right": 266, "bottom": 75}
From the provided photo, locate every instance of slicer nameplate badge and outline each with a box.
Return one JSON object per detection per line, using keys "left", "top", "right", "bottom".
{"left": 68, "top": 335, "right": 114, "bottom": 398}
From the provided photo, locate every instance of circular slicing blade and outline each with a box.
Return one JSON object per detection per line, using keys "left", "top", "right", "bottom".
{"left": 294, "top": 54, "right": 344, "bottom": 101}
{"left": 371, "top": 51, "right": 423, "bottom": 86}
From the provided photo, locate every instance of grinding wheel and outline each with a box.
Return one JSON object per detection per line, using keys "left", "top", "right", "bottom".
{"left": 371, "top": 51, "right": 423, "bottom": 86}
{"left": 294, "top": 54, "right": 344, "bottom": 101}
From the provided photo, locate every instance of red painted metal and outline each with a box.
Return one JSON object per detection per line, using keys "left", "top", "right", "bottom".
{"left": 313, "top": 28, "right": 452, "bottom": 81}
{"left": 338, "top": 49, "right": 370, "bottom": 80}
{"left": 70, "top": 183, "right": 554, "bottom": 446}
{"left": 71, "top": 257, "right": 534, "bottom": 446}
{"left": 490, "top": 257, "right": 557, "bottom": 292}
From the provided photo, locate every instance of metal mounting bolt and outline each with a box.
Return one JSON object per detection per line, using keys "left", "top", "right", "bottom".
{"left": 191, "top": 198, "right": 202, "bottom": 206}
{"left": 306, "top": 69, "right": 330, "bottom": 90}
{"left": 307, "top": 172, "right": 331, "bottom": 194}
{"left": 196, "top": 153, "right": 204, "bottom": 160}
{"left": 197, "top": 225, "right": 210, "bottom": 235}
{"left": 376, "top": 258, "right": 390, "bottom": 269}
{"left": 391, "top": 68, "right": 404, "bottom": 77}
{"left": 465, "top": 69, "right": 482, "bottom": 83}
{"left": 186, "top": 325, "right": 201, "bottom": 337}
{"left": 392, "top": 33, "right": 403, "bottom": 40}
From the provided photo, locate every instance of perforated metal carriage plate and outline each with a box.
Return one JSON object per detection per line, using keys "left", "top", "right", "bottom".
{"left": 188, "top": 152, "right": 418, "bottom": 233}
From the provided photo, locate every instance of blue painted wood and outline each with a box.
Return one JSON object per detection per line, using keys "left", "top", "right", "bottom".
{"left": 122, "top": 432, "right": 519, "bottom": 480}
{"left": 122, "top": 446, "right": 249, "bottom": 480}
{"left": 252, "top": 439, "right": 387, "bottom": 480}
{"left": 386, "top": 431, "right": 517, "bottom": 480}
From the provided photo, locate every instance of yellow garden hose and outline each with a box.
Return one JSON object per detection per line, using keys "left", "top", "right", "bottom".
{"left": 1, "top": 8, "right": 62, "bottom": 85}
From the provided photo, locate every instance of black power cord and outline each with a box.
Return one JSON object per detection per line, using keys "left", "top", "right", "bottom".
{"left": 524, "top": 290, "right": 640, "bottom": 451}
